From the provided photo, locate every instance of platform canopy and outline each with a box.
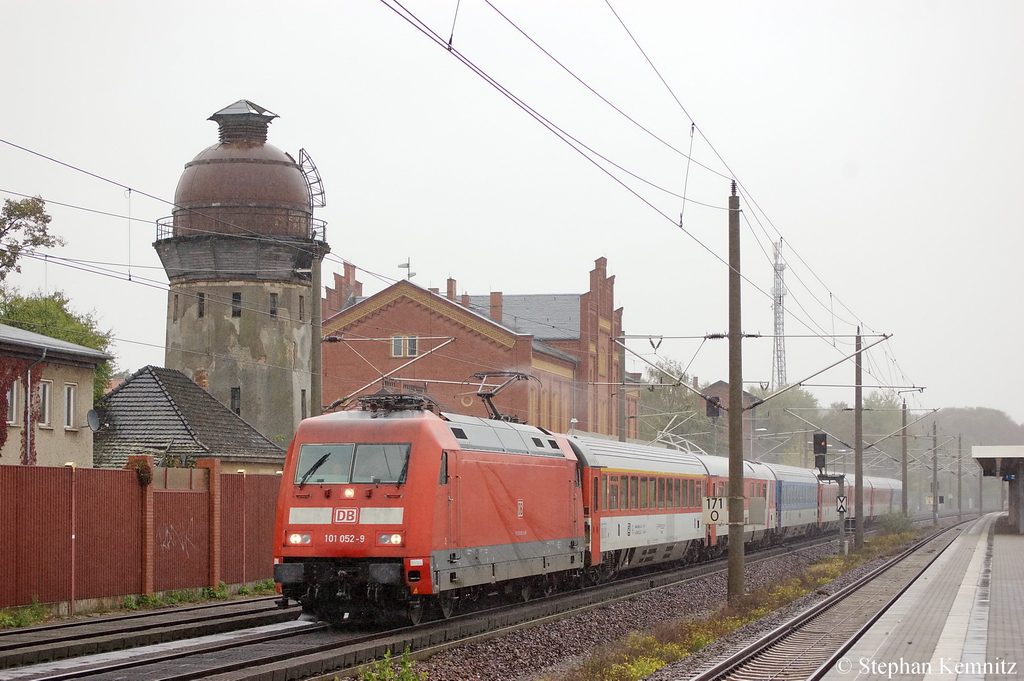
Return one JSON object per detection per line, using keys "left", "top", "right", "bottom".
{"left": 972, "top": 445, "right": 1024, "bottom": 479}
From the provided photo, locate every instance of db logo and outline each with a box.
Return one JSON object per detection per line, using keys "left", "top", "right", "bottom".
{"left": 334, "top": 508, "right": 358, "bottom": 524}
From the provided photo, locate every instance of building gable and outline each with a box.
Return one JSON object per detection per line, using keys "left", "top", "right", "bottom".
{"left": 324, "top": 281, "right": 519, "bottom": 349}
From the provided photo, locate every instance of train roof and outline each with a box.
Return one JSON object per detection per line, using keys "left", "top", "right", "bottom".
{"left": 569, "top": 436, "right": 707, "bottom": 475}
{"left": 765, "top": 462, "right": 821, "bottom": 485}
{"left": 442, "top": 412, "right": 567, "bottom": 458}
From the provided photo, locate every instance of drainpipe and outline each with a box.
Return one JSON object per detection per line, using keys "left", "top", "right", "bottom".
{"left": 24, "top": 349, "right": 47, "bottom": 465}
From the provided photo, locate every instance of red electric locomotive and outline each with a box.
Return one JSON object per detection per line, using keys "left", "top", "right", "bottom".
{"left": 273, "top": 395, "right": 585, "bottom": 624}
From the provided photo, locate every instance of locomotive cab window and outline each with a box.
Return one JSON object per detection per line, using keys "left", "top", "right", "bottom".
{"left": 294, "top": 443, "right": 411, "bottom": 485}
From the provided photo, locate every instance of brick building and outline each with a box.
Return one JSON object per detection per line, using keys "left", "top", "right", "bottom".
{"left": 320, "top": 258, "right": 638, "bottom": 438}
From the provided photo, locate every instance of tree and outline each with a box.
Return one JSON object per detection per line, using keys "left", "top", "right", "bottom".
{"left": 0, "top": 196, "right": 65, "bottom": 280}
{"left": 637, "top": 358, "right": 719, "bottom": 454}
{"left": 747, "top": 384, "right": 821, "bottom": 466}
{"left": 0, "top": 288, "right": 116, "bottom": 401}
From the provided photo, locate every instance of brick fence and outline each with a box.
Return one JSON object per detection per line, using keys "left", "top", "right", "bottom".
{"left": 0, "top": 459, "right": 280, "bottom": 615}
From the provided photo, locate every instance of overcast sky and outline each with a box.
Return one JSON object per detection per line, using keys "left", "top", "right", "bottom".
{"left": 2, "top": 1, "right": 1022, "bottom": 424}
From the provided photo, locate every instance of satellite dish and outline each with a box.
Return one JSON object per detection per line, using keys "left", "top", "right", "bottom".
{"left": 86, "top": 409, "right": 100, "bottom": 432}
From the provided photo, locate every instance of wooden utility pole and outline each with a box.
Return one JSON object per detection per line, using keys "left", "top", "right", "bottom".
{"left": 901, "top": 401, "right": 908, "bottom": 514}
{"left": 618, "top": 334, "right": 627, "bottom": 442}
{"left": 932, "top": 421, "right": 939, "bottom": 526}
{"left": 957, "top": 434, "right": 963, "bottom": 522}
{"left": 727, "top": 182, "right": 745, "bottom": 601}
{"left": 854, "top": 329, "right": 864, "bottom": 550}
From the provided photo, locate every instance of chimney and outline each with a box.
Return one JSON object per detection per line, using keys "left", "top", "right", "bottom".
{"left": 490, "top": 292, "right": 503, "bottom": 323}
{"left": 462, "top": 293, "right": 471, "bottom": 308}
{"left": 195, "top": 369, "right": 209, "bottom": 391}
{"left": 447, "top": 278, "right": 457, "bottom": 301}
{"left": 429, "top": 287, "right": 439, "bottom": 294}
{"left": 208, "top": 100, "right": 277, "bottom": 144}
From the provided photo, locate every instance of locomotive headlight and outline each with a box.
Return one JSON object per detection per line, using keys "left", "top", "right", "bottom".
{"left": 378, "top": 532, "right": 403, "bottom": 546}
{"left": 343, "top": 488, "right": 355, "bottom": 498}
{"left": 287, "top": 533, "right": 312, "bottom": 545}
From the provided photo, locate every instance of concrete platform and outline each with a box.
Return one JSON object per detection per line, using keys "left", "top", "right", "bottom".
{"left": 823, "top": 513, "right": 1022, "bottom": 680}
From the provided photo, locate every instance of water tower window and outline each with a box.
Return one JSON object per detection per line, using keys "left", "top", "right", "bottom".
{"left": 232, "top": 292, "right": 242, "bottom": 317}
{"left": 173, "top": 294, "right": 179, "bottom": 322}
{"left": 230, "top": 387, "right": 241, "bottom": 415}
{"left": 269, "top": 293, "right": 278, "bottom": 318}
{"left": 197, "top": 292, "right": 205, "bottom": 318}
{"left": 299, "top": 296, "right": 305, "bottom": 321}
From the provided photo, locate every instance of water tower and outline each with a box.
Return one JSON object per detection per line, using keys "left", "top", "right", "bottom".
{"left": 154, "top": 100, "right": 328, "bottom": 444}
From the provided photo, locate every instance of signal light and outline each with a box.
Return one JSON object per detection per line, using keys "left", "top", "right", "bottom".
{"left": 705, "top": 396, "right": 721, "bottom": 419}
{"left": 813, "top": 433, "right": 827, "bottom": 455}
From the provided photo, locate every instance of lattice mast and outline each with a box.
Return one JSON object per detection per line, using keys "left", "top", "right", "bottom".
{"left": 771, "top": 240, "right": 787, "bottom": 389}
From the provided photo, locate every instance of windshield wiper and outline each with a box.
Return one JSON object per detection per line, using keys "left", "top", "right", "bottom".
{"left": 396, "top": 454, "right": 410, "bottom": 487}
{"left": 298, "top": 452, "right": 331, "bottom": 489}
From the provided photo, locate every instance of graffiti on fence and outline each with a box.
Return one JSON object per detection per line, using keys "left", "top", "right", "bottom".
{"left": 158, "top": 517, "right": 200, "bottom": 558}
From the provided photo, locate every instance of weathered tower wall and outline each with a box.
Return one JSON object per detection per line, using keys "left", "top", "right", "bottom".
{"left": 155, "top": 100, "right": 328, "bottom": 444}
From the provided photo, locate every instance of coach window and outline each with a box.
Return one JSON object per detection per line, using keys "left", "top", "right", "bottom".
{"left": 609, "top": 476, "right": 620, "bottom": 510}
{"left": 649, "top": 478, "right": 657, "bottom": 507}
{"left": 674, "top": 479, "right": 681, "bottom": 507}
{"left": 601, "top": 475, "right": 608, "bottom": 511}
{"left": 639, "top": 477, "right": 648, "bottom": 508}
{"left": 657, "top": 478, "right": 665, "bottom": 508}
{"left": 630, "top": 476, "right": 639, "bottom": 510}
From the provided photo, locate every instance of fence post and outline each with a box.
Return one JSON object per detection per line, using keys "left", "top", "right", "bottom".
{"left": 126, "top": 456, "right": 155, "bottom": 595}
{"left": 197, "top": 458, "right": 221, "bottom": 590}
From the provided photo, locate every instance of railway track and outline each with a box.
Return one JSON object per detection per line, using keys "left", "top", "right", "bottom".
{"left": 3, "top": 535, "right": 842, "bottom": 681}
{"left": 688, "top": 520, "right": 971, "bottom": 681}
{"left": 0, "top": 596, "right": 301, "bottom": 670}
{"left": 6, "top": 517, "right": 976, "bottom": 681}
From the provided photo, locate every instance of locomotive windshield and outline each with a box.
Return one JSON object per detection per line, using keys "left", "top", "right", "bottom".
{"left": 294, "top": 443, "right": 411, "bottom": 485}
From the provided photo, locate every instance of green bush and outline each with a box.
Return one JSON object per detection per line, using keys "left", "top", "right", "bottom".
{"left": 876, "top": 511, "right": 914, "bottom": 535}
{"left": 360, "top": 649, "right": 426, "bottom": 681}
{"left": 202, "top": 582, "right": 229, "bottom": 600}
{"left": 0, "top": 599, "right": 50, "bottom": 629}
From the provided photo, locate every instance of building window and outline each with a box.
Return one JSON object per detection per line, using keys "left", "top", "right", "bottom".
{"left": 38, "top": 380, "right": 52, "bottom": 427}
{"left": 6, "top": 381, "right": 17, "bottom": 424}
{"left": 300, "top": 389, "right": 307, "bottom": 420}
{"left": 173, "top": 294, "right": 179, "bottom": 322}
{"left": 197, "top": 292, "right": 205, "bottom": 318}
{"left": 390, "top": 335, "right": 418, "bottom": 357}
{"left": 299, "top": 295, "right": 305, "bottom": 322}
{"left": 230, "top": 387, "right": 241, "bottom": 415}
{"left": 232, "top": 292, "right": 242, "bottom": 317}
{"left": 64, "top": 384, "right": 76, "bottom": 429}
{"left": 269, "top": 293, "right": 278, "bottom": 318}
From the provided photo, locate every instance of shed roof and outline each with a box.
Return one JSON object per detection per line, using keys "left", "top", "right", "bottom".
{"left": 0, "top": 323, "right": 111, "bottom": 364}
{"left": 93, "top": 365, "right": 284, "bottom": 469}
